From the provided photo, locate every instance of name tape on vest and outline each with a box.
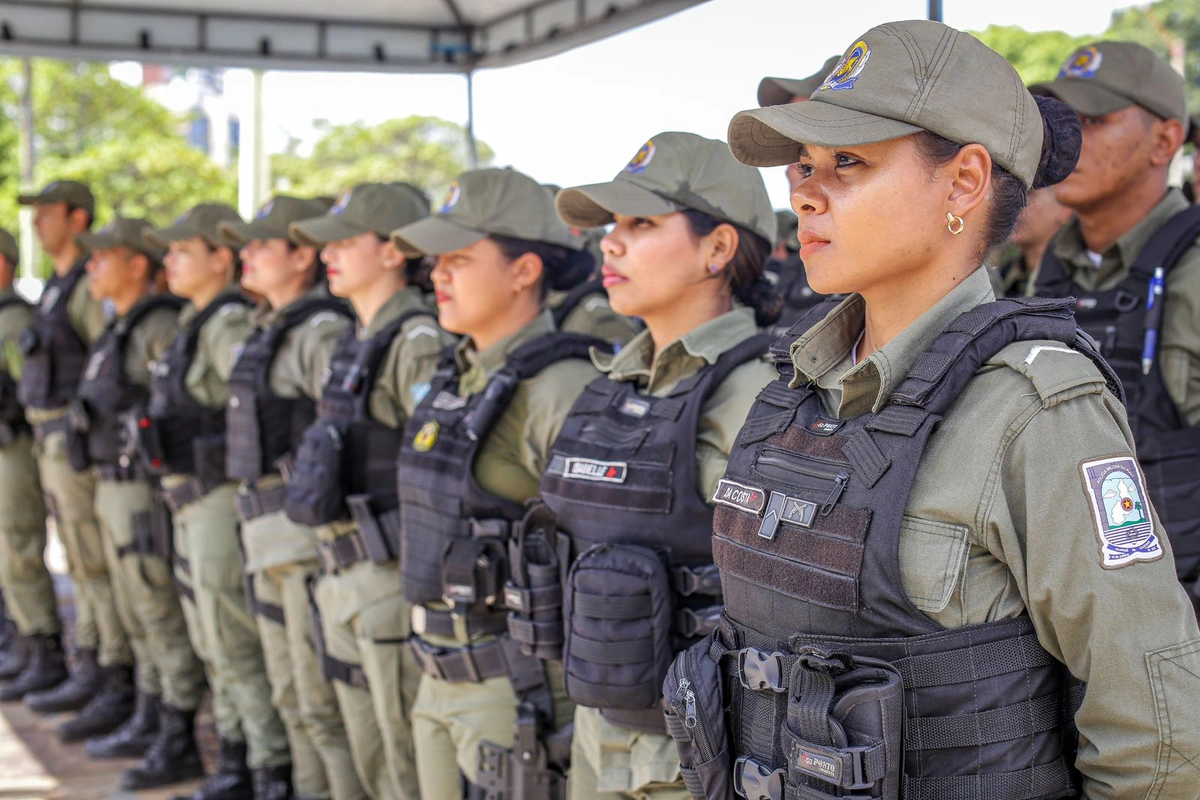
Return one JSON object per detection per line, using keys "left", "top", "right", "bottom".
{"left": 563, "top": 457, "right": 628, "bottom": 483}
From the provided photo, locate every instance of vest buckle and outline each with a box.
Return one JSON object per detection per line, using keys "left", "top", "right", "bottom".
{"left": 733, "top": 755, "right": 783, "bottom": 800}
{"left": 738, "top": 647, "right": 788, "bottom": 693}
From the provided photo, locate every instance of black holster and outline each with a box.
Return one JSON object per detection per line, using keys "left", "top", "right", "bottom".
{"left": 346, "top": 494, "right": 400, "bottom": 564}
{"left": 476, "top": 703, "right": 570, "bottom": 800}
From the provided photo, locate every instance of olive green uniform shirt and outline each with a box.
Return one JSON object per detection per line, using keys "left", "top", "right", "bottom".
{"left": 179, "top": 285, "right": 256, "bottom": 411}
{"left": 1051, "top": 189, "right": 1200, "bottom": 425}
{"left": 791, "top": 266, "right": 1200, "bottom": 799}
{"left": 419, "top": 311, "right": 600, "bottom": 648}
{"left": 547, "top": 288, "right": 641, "bottom": 348}
{"left": 0, "top": 286, "right": 33, "bottom": 382}
{"left": 592, "top": 306, "right": 776, "bottom": 498}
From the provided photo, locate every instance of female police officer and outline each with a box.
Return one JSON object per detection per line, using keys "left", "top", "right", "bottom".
{"left": 662, "top": 20, "right": 1200, "bottom": 800}
{"left": 523, "top": 131, "right": 780, "bottom": 800}
{"left": 390, "top": 167, "right": 606, "bottom": 800}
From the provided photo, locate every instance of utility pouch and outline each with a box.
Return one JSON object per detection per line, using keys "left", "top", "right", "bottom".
{"left": 779, "top": 649, "right": 902, "bottom": 800}
{"left": 442, "top": 535, "right": 507, "bottom": 611}
{"left": 564, "top": 542, "right": 673, "bottom": 710}
{"left": 664, "top": 636, "right": 733, "bottom": 800}
{"left": 191, "top": 433, "right": 228, "bottom": 488}
{"left": 285, "top": 423, "right": 347, "bottom": 526}
{"left": 505, "top": 504, "right": 565, "bottom": 660}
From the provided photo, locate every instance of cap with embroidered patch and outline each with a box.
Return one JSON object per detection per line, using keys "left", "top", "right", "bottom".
{"left": 391, "top": 168, "right": 578, "bottom": 257}
{"left": 18, "top": 180, "right": 95, "bottom": 218}
{"left": 219, "top": 196, "right": 331, "bottom": 247}
{"left": 145, "top": 204, "right": 243, "bottom": 249}
{"left": 78, "top": 217, "right": 165, "bottom": 263}
{"left": 0, "top": 228, "right": 17, "bottom": 267}
{"left": 758, "top": 55, "right": 843, "bottom": 107}
{"left": 290, "top": 183, "right": 430, "bottom": 248}
{"left": 556, "top": 132, "right": 775, "bottom": 247}
{"left": 728, "top": 20, "right": 1045, "bottom": 188}
{"left": 1030, "top": 41, "right": 1186, "bottom": 124}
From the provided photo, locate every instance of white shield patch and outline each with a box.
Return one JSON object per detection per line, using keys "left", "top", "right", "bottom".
{"left": 1079, "top": 455, "right": 1163, "bottom": 569}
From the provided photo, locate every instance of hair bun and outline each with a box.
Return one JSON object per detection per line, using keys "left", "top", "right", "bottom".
{"left": 1032, "top": 95, "right": 1082, "bottom": 189}
{"left": 736, "top": 271, "right": 784, "bottom": 328}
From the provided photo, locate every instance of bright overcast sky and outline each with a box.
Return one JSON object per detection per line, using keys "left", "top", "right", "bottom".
{"left": 212, "top": 0, "right": 1133, "bottom": 209}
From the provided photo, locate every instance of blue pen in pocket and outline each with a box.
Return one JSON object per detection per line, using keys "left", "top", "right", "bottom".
{"left": 1142, "top": 267, "right": 1165, "bottom": 375}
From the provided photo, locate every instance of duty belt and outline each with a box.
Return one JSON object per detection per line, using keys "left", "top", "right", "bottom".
{"left": 408, "top": 635, "right": 516, "bottom": 683}
{"left": 162, "top": 477, "right": 222, "bottom": 512}
{"left": 96, "top": 461, "right": 141, "bottom": 482}
{"left": 412, "top": 604, "right": 509, "bottom": 642}
{"left": 235, "top": 483, "right": 288, "bottom": 523}
{"left": 317, "top": 499, "right": 401, "bottom": 573}
{"left": 31, "top": 416, "right": 69, "bottom": 441}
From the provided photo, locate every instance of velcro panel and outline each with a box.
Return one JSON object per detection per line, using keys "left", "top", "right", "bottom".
{"left": 713, "top": 535, "right": 858, "bottom": 612}
{"left": 942, "top": 309, "right": 995, "bottom": 337}
{"left": 717, "top": 507, "right": 866, "bottom": 578}
{"left": 907, "top": 352, "right": 955, "bottom": 385}
{"left": 844, "top": 431, "right": 890, "bottom": 488}
{"left": 758, "top": 381, "right": 807, "bottom": 410}
{"left": 773, "top": 425, "right": 848, "bottom": 462}
{"left": 736, "top": 411, "right": 795, "bottom": 447}
{"left": 867, "top": 405, "right": 930, "bottom": 437}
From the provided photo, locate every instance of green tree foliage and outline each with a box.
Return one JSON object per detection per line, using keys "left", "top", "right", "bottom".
{"left": 0, "top": 58, "right": 236, "bottom": 275}
{"left": 1106, "top": 0, "right": 1200, "bottom": 111}
{"left": 971, "top": 26, "right": 1090, "bottom": 86}
{"left": 272, "top": 115, "right": 493, "bottom": 204}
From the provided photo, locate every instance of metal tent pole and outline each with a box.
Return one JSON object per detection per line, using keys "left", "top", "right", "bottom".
{"left": 928, "top": 0, "right": 943, "bottom": 21}
{"left": 465, "top": 69, "right": 478, "bottom": 169}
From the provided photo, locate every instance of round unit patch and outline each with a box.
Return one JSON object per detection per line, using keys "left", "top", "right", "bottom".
{"left": 624, "top": 140, "right": 656, "bottom": 174}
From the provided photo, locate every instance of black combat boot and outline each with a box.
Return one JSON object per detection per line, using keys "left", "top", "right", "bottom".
{"left": 57, "top": 663, "right": 136, "bottom": 742}
{"left": 87, "top": 690, "right": 160, "bottom": 759}
{"left": 252, "top": 764, "right": 293, "bottom": 800}
{"left": 26, "top": 646, "right": 103, "bottom": 714}
{"left": 170, "top": 738, "right": 254, "bottom": 800}
{"left": 0, "top": 633, "right": 68, "bottom": 702}
{"left": 119, "top": 703, "right": 205, "bottom": 790}
{"left": 0, "top": 633, "right": 28, "bottom": 681}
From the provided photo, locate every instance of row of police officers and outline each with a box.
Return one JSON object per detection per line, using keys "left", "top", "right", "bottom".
{"left": 0, "top": 19, "right": 1199, "bottom": 800}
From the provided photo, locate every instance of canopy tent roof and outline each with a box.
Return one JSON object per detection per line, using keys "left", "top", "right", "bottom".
{"left": 0, "top": 0, "right": 704, "bottom": 72}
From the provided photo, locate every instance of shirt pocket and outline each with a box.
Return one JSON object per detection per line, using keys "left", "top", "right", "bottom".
{"left": 1146, "top": 637, "right": 1200, "bottom": 795}
{"left": 897, "top": 516, "right": 970, "bottom": 614}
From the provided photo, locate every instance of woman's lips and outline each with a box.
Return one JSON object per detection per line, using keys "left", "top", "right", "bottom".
{"left": 798, "top": 230, "right": 830, "bottom": 258}
{"left": 601, "top": 265, "right": 628, "bottom": 288}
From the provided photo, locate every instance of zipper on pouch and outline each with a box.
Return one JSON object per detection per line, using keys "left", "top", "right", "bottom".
{"left": 668, "top": 656, "right": 717, "bottom": 765}
{"left": 754, "top": 448, "right": 850, "bottom": 517}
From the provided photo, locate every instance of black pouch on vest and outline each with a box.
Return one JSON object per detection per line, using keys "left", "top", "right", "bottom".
{"left": 564, "top": 543, "right": 673, "bottom": 710}
{"left": 66, "top": 401, "right": 92, "bottom": 471}
{"left": 442, "top": 535, "right": 507, "bottom": 610}
{"left": 191, "top": 433, "right": 228, "bottom": 488}
{"left": 780, "top": 649, "right": 902, "bottom": 800}
{"left": 505, "top": 504, "right": 566, "bottom": 661}
{"left": 664, "top": 636, "right": 733, "bottom": 800}
{"left": 285, "top": 423, "right": 346, "bottom": 526}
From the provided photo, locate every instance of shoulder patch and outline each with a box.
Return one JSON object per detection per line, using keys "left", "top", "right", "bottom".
{"left": 406, "top": 323, "right": 440, "bottom": 342}
{"left": 218, "top": 304, "right": 241, "bottom": 318}
{"left": 991, "top": 341, "right": 1105, "bottom": 407}
{"left": 1078, "top": 454, "right": 1163, "bottom": 569}
{"left": 308, "top": 311, "right": 344, "bottom": 329}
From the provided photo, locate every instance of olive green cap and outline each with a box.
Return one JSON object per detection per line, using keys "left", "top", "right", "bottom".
{"left": 391, "top": 168, "right": 578, "bottom": 257}
{"left": 775, "top": 209, "right": 799, "bottom": 251}
{"left": 18, "top": 180, "right": 95, "bottom": 218}
{"left": 556, "top": 132, "right": 776, "bottom": 247}
{"left": 145, "top": 203, "right": 242, "bottom": 249}
{"left": 291, "top": 183, "right": 430, "bottom": 248}
{"left": 219, "top": 196, "right": 330, "bottom": 247}
{"left": 78, "top": 217, "right": 165, "bottom": 263}
{"left": 729, "top": 20, "right": 1045, "bottom": 188}
{"left": 1030, "top": 41, "right": 1186, "bottom": 124}
{"left": 758, "top": 55, "right": 843, "bottom": 107}
{"left": 0, "top": 228, "right": 17, "bottom": 267}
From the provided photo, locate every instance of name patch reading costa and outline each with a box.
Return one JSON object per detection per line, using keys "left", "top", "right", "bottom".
{"left": 712, "top": 479, "right": 767, "bottom": 515}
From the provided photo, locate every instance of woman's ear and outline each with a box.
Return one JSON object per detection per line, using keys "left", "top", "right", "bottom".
{"left": 380, "top": 241, "right": 405, "bottom": 273}
{"left": 946, "top": 143, "right": 993, "bottom": 220}
{"left": 705, "top": 223, "right": 741, "bottom": 271}
{"left": 510, "top": 251, "right": 545, "bottom": 294}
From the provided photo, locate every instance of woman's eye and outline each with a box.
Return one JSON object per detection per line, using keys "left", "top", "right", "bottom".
{"left": 794, "top": 163, "right": 814, "bottom": 178}
{"left": 631, "top": 217, "right": 652, "bottom": 227}
{"left": 836, "top": 154, "right": 858, "bottom": 168}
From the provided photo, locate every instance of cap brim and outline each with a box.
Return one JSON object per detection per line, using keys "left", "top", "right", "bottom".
{"left": 758, "top": 77, "right": 821, "bottom": 107}
{"left": 219, "top": 219, "right": 290, "bottom": 247}
{"left": 1029, "top": 79, "right": 1132, "bottom": 118}
{"left": 556, "top": 182, "right": 684, "bottom": 229}
{"left": 390, "top": 216, "right": 486, "bottom": 258}
{"left": 289, "top": 216, "right": 370, "bottom": 249}
{"left": 728, "top": 100, "right": 925, "bottom": 167}
{"left": 17, "top": 193, "right": 45, "bottom": 206}
{"left": 76, "top": 232, "right": 121, "bottom": 252}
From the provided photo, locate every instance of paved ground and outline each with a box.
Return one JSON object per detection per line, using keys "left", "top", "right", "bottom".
{"left": 0, "top": 525, "right": 214, "bottom": 799}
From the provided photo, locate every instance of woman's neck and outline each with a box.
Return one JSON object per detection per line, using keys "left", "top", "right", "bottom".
{"left": 352, "top": 278, "right": 406, "bottom": 329}
{"left": 265, "top": 279, "right": 309, "bottom": 312}
{"left": 470, "top": 297, "right": 541, "bottom": 354}
{"left": 642, "top": 291, "right": 731, "bottom": 360}
{"left": 189, "top": 280, "right": 226, "bottom": 312}
{"left": 856, "top": 260, "right": 975, "bottom": 359}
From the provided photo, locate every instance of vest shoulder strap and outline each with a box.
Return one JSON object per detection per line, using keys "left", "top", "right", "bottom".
{"left": 505, "top": 331, "right": 611, "bottom": 382}
{"left": 1129, "top": 204, "right": 1200, "bottom": 280}
{"left": 119, "top": 294, "right": 185, "bottom": 336}
{"left": 277, "top": 295, "right": 353, "bottom": 332}
{"left": 190, "top": 292, "right": 253, "bottom": 334}
{"left": 550, "top": 279, "right": 605, "bottom": 328}
{"left": 355, "top": 307, "right": 438, "bottom": 384}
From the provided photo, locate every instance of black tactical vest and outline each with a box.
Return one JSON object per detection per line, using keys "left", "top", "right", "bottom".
{"left": 398, "top": 332, "right": 608, "bottom": 623}
{"left": 0, "top": 294, "right": 32, "bottom": 445}
{"left": 18, "top": 258, "right": 91, "bottom": 410}
{"left": 225, "top": 296, "right": 352, "bottom": 483}
{"left": 283, "top": 308, "right": 434, "bottom": 528}
{"left": 550, "top": 278, "right": 606, "bottom": 329}
{"left": 534, "top": 333, "right": 771, "bottom": 733}
{"left": 766, "top": 253, "right": 828, "bottom": 336}
{"left": 139, "top": 293, "right": 252, "bottom": 481}
{"left": 708, "top": 297, "right": 1118, "bottom": 800}
{"left": 77, "top": 294, "right": 184, "bottom": 467}
{"left": 1036, "top": 207, "right": 1200, "bottom": 592}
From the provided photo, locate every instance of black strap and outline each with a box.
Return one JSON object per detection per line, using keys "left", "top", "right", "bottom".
{"left": 304, "top": 572, "right": 369, "bottom": 690}
{"left": 903, "top": 758, "right": 1075, "bottom": 800}
{"left": 550, "top": 279, "right": 605, "bottom": 328}
{"left": 253, "top": 599, "right": 286, "bottom": 625}
{"left": 1129, "top": 203, "right": 1200, "bottom": 281}
{"left": 234, "top": 484, "right": 288, "bottom": 522}
{"left": 162, "top": 477, "right": 221, "bottom": 512}
{"left": 316, "top": 531, "right": 371, "bottom": 574}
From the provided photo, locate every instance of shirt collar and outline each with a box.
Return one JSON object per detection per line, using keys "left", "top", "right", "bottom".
{"left": 791, "top": 266, "right": 996, "bottom": 417}
{"left": 1054, "top": 189, "right": 1188, "bottom": 272}
{"left": 593, "top": 306, "right": 759, "bottom": 394}
{"left": 455, "top": 309, "right": 556, "bottom": 378}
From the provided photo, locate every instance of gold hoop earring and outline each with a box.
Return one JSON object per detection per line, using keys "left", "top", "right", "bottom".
{"left": 946, "top": 212, "right": 965, "bottom": 236}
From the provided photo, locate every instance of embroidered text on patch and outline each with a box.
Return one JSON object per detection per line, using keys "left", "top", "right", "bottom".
{"left": 563, "top": 458, "right": 628, "bottom": 483}
{"left": 712, "top": 479, "right": 767, "bottom": 515}
{"left": 1079, "top": 455, "right": 1162, "bottom": 568}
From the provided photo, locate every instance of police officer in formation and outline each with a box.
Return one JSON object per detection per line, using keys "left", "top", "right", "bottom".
{"left": 1030, "top": 40, "right": 1200, "bottom": 616}
{"left": 1, "top": 17, "right": 1199, "bottom": 800}
{"left": 539, "top": 131, "right": 779, "bottom": 799}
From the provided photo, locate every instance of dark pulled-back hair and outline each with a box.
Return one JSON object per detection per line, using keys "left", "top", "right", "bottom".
{"left": 913, "top": 95, "right": 1082, "bottom": 254}
{"left": 680, "top": 209, "right": 781, "bottom": 327}
{"left": 489, "top": 234, "right": 595, "bottom": 297}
